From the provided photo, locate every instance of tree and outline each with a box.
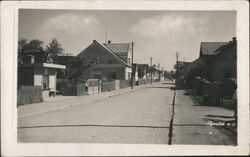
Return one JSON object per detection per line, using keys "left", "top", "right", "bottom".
{"left": 66, "top": 57, "right": 91, "bottom": 83}
{"left": 18, "top": 39, "right": 46, "bottom": 64}
{"left": 45, "top": 38, "right": 64, "bottom": 63}
{"left": 25, "top": 39, "right": 44, "bottom": 51}
{"left": 18, "top": 39, "right": 28, "bottom": 64}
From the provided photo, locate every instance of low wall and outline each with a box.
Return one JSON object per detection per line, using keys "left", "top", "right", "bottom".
{"left": 17, "top": 86, "right": 43, "bottom": 106}
{"left": 120, "top": 80, "right": 130, "bottom": 89}
{"left": 101, "top": 81, "right": 116, "bottom": 92}
{"left": 138, "top": 78, "right": 149, "bottom": 85}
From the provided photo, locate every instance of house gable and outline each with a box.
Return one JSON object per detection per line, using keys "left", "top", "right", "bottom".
{"left": 103, "top": 43, "right": 132, "bottom": 64}
{"left": 77, "top": 41, "right": 129, "bottom": 66}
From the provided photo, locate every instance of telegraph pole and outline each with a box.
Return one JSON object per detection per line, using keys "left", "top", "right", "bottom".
{"left": 176, "top": 52, "right": 179, "bottom": 64}
{"left": 131, "top": 41, "right": 134, "bottom": 89}
{"left": 158, "top": 63, "right": 160, "bottom": 81}
{"left": 104, "top": 27, "right": 108, "bottom": 43}
{"left": 176, "top": 52, "right": 179, "bottom": 85}
{"left": 150, "top": 57, "right": 152, "bottom": 85}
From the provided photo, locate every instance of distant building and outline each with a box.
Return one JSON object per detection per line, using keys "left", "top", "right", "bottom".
{"left": 137, "top": 64, "right": 150, "bottom": 80}
{"left": 77, "top": 40, "right": 132, "bottom": 81}
{"left": 174, "top": 61, "right": 191, "bottom": 85}
{"left": 149, "top": 65, "right": 162, "bottom": 81}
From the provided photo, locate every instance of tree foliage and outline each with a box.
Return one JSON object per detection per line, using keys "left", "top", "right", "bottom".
{"left": 25, "top": 39, "right": 44, "bottom": 51}
{"left": 45, "top": 38, "right": 64, "bottom": 63}
{"left": 66, "top": 57, "right": 91, "bottom": 83}
{"left": 18, "top": 38, "right": 67, "bottom": 64}
{"left": 18, "top": 39, "right": 46, "bottom": 64}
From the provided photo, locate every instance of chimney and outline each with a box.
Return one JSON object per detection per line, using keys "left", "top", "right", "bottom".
{"left": 93, "top": 40, "right": 96, "bottom": 43}
{"left": 28, "top": 55, "right": 35, "bottom": 64}
{"left": 108, "top": 40, "right": 111, "bottom": 44}
{"left": 232, "top": 37, "right": 237, "bottom": 42}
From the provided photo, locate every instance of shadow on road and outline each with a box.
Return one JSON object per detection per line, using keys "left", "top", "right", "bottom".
{"left": 18, "top": 124, "right": 169, "bottom": 129}
{"left": 147, "top": 86, "right": 173, "bottom": 89}
{"left": 173, "top": 123, "right": 207, "bottom": 126}
{"left": 161, "top": 82, "right": 175, "bottom": 85}
{"left": 205, "top": 114, "right": 235, "bottom": 118}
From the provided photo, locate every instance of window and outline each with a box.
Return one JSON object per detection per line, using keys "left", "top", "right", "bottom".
{"left": 109, "top": 72, "right": 117, "bottom": 80}
{"left": 128, "top": 72, "right": 131, "bottom": 79}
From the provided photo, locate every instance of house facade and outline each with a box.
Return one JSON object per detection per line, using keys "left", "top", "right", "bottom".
{"left": 181, "top": 37, "right": 237, "bottom": 89}
{"left": 199, "top": 37, "right": 237, "bottom": 83}
{"left": 206, "top": 38, "right": 237, "bottom": 83}
{"left": 77, "top": 40, "right": 132, "bottom": 81}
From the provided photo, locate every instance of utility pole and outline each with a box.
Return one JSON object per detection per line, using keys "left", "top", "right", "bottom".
{"left": 104, "top": 27, "right": 108, "bottom": 43}
{"left": 176, "top": 52, "right": 179, "bottom": 85}
{"left": 131, "top": 41, "right": 134, "bottom": 89}
{"left": 176, "top": 52, "right": 179, "bottom": 64}
{"left": 158, "top": 63, "right": 160, "bottom": 81}
{"left": 150, "top": 57, "right": 152, "bottom": 85}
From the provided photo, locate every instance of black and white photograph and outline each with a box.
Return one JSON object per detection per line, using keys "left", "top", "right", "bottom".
{"left": 1, "top": 0, "right": 249, "bottom": 156}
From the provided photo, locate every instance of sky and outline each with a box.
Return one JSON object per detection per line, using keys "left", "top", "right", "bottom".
{"left": 19, "top": 10, "right": 236, "bottom": 71}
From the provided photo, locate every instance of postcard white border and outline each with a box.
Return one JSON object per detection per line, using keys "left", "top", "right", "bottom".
{"left": 1, "top": 0, "right": 249, "bottom": 156}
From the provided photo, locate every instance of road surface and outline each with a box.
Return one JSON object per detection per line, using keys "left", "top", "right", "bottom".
{"left": 18, "top": 82, "right": 175, "bottom": 143}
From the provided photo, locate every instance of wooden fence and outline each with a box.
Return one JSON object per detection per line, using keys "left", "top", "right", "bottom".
{"left": 87, "top": 79, "right": 100, "bottom": 94}
{"left": 17, "top": 86, "right": 43, "bottom": 106}
{"left": 101, "top": 81, "right": 116, "bottom": 92}
{"left": 76, "top": 84, "right": 86, "bottom": 96}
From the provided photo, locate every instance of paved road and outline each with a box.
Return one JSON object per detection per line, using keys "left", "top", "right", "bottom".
{"left": 18, "top": 82, "right": 174, "bottom": 143}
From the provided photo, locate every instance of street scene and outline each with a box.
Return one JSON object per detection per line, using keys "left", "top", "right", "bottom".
{"left": 18, "top": 81, "right": 236, "bottom": 144}
{"left": 17, "top": 10, "right": 237, "bottom": 145}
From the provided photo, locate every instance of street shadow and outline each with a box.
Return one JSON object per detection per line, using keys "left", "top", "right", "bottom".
{"left": 161, "top": 82, "right": 175, "bottom": 85}
{"left": 18, "top": 124, "right": 169, "bottom": 129}
{"left": 183, "top": 90, "right": 195, "bottom": 96}
{"left": 187, "top": 94, "right": 221, "bottom": 107}
{"left": 205, "top": 114, "right": 235, "bottom": 118}
{"left": 147, "top": 86, "right": 173, "bottom": 89}
{"left": 173, "top": 123, "right": 207, "bottom": 126}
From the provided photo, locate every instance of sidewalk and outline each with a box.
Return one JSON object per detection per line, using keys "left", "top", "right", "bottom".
{"left": 18, "top": 82, "right": 160, "bottom": 118}
{"left": 172, "top": 89, "right": 237, "bottom": 145}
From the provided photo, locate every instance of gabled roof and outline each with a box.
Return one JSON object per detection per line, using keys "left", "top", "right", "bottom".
{"left": 77, "top": 41, "right": 130, "bottom": 66}
{"left": 103, "top": 43, "right": 130, "bottom": 54}
{"left": 103, "top": 43, "right": 131, "bottom": 62}
{"left": 215, "top": 41, "right": 236, "bottom": 53}
{"left": 183, "top": 58, "right": 204, "bottom": 77}
{"left": 200, "top": 42, "right": 227, "bottom": 56}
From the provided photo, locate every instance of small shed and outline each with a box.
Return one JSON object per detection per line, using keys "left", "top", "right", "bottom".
{"left": 18, "top": 63, "right": 66, "bottom": 98}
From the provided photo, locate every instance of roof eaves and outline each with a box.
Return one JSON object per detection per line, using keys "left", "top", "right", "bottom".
{"left": 100, "top": 43, "right": 130, "bottom": 66}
